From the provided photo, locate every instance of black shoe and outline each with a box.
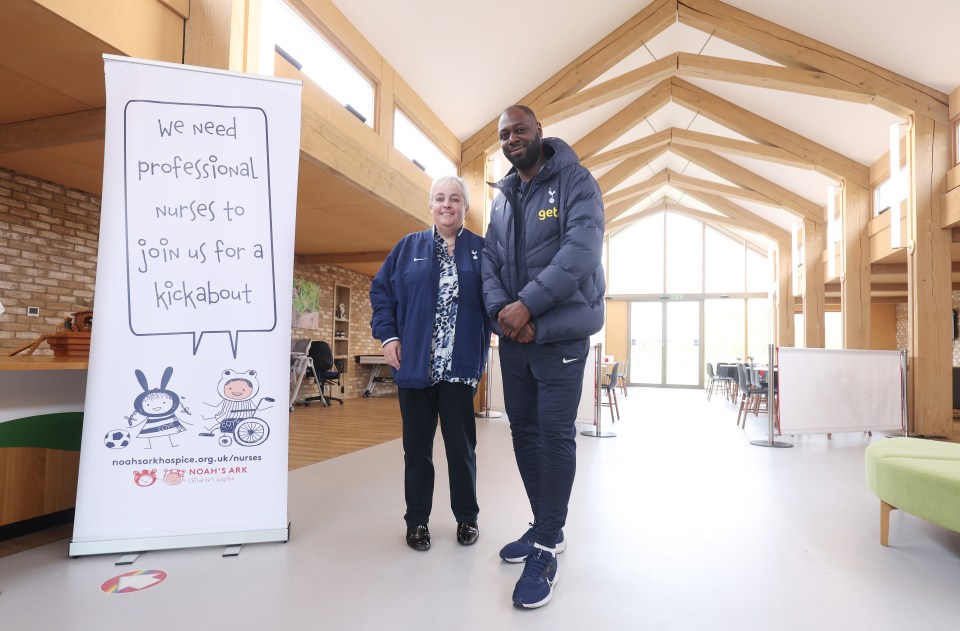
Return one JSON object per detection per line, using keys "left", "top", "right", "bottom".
{"left": 406, "top": 524, "right": 430, "bottom": 551}
{"left": 456, "top": 522, "right": 479, "bottom": 546}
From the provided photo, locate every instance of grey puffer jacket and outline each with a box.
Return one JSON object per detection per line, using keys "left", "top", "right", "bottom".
{"left": 482, "top": 138, "right": 605, "bottom": 343}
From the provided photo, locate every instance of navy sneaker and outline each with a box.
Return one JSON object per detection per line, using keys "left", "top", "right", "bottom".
{"left": 512, "top": 546, "right": 559, "bottom": 609}
{"left": 499, "top": 524, "right": 566, "bottom": 563}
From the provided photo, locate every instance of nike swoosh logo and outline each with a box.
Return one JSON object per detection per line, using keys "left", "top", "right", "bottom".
{"left": 413, "top": 257, "right": 427, "bottom": 261}
{"left": 562, "top": 357, "right": 579, "bottom": 364}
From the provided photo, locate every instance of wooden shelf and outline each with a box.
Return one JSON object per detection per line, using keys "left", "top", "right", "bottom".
{"left": 334, "top": 284, "right": 351, "bottom": 396}
{"left": 0, "top": 356, "right": 89, "bottom": 371}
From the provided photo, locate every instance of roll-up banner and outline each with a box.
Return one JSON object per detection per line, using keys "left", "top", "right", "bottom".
{"left": 70, "top": 56, "right": 302, "bottom": 556}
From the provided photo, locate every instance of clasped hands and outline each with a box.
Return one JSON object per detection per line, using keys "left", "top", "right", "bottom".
{"left": 498, "top": 300, "right": 535, "bottom": 344}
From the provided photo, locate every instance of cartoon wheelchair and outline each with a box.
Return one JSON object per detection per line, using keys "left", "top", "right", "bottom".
{"left": 202, "top": 397, "right": 274, "bottom": 447}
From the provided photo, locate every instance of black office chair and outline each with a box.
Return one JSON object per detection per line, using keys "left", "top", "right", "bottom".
{"left": 305, "top": 341, "right": 343, "bottom": 406}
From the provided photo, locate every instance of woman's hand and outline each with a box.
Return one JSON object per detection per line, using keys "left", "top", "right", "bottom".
{"left": 383, "top": 340, "right": 402, "bottom": 370}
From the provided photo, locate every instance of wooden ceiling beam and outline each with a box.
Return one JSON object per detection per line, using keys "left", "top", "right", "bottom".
{"left": 670, "top": 77, "right": 869, "bottom": 188}
{"left": 603, "top": 170, "right": 669, "bottom": 221}
{"left": 0, "top": 108, "right": 105, "bottom": 154}
{"left": 676, "top": 0, "right": 947, "bottom": 120}
{"left": 297, "top": 251, "right": 391, "bottom": 265}
{"left": 671, "top": 144, "right": 823, "bottom": 223}
{"left": 667, "top": 171, "right": 778, "bottom": 207}
{"left": 540, "top": 55, "right": 677, "bottom": 126}
{"left": 583, "top": 129, "right": 671, "bottom": 171}
{"left": 872, "top": 262, "right": 960, "bottom": 275}
{"left": 597, "top": 145, "right": 669, "bottom": 194}
{"left": 603, "top": 167, "right": 670, "bottom": 204}
{"left": 670, "top": 184, "right": 790, "bottom": 244}
{"left": 669, "top": 128, "right": 815, "bottom": 172}
{"left": 461, "top": 0, "right": 677, "bottom": 164}
{"left": 676, "top": 52, "right": 874, "bottom": 104}
{"left": 572, "top": 79, "right": 673, "bottom": 160}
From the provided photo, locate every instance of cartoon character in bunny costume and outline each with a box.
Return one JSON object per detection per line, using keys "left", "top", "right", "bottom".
{"left": 124, "top": 366, "right": 192, "bottom": 449}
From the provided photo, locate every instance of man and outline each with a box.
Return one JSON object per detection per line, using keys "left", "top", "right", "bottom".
{"left": 481, "top": 105, "right": 605, "bottom": 609}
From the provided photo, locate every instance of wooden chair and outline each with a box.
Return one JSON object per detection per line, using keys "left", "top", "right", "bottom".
{"left": 617, "top": 361, "right": 628, "bottom": 397}
{"left": 601, "top": 361, "right": 621, "bottom": 422}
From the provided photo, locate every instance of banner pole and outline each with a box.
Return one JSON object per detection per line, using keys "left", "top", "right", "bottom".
{"left": 750, "top": 344, "right": 792, "bottom": 448}
{"left": 582, "top": 343, "right": 615, "bottom": 438}
{"left": 476, "top": 342, "right": 502, "bottom": 419}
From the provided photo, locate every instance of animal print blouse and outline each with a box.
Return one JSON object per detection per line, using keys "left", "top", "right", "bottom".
{"left": 429, "top": 228, "right": 478, "bottom": 389}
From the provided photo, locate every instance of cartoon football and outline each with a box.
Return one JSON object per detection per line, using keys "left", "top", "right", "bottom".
{"left": 104, "top": 429, "right": 130, "bottom": 449}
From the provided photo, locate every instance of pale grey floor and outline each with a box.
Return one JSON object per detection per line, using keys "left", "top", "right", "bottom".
{"left": 2, "top": 387, "right": 960, "bottom": 630}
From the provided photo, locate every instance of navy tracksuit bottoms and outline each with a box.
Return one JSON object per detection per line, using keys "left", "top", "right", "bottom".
{"left": 499, "top": 336, "right": 589, "bottom": 549}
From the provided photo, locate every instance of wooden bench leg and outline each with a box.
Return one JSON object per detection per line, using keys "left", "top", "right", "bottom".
{"left": 880, "top": 500, "right": 896, "bottom": 546}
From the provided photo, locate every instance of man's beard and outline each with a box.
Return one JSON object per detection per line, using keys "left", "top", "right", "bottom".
{"left": 504, "top": 136, "right": 543, "bottom": 172}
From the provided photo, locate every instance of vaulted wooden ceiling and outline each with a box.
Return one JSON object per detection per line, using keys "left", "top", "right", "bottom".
{"left": 2, "top": 0, "right": 957, "bottom": 290}
{"left": 449, "top": 0, "right": 955, "bottom": 300}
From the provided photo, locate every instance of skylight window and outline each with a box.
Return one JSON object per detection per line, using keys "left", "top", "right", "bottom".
{"left": 260, "top": 0, "right": 374, "bottom": 128}
{"left": 393, "top": 109, "right": 456, "bottom": 179}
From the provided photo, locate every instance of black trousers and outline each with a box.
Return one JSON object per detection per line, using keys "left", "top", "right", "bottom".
{"left": 398, "top": 381, "right": 479, "bottom": 527}
{"left": 499, "top": 337, "right": 588, "bottom": 549}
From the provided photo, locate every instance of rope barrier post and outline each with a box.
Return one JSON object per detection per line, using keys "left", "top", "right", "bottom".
{"left": 475, "top": 343, "right": 502, "bottom": 419}
{"left": 750, "top": 344, "right": 792, "bottom": 449}
{"left": 582, "top": 342, "right": 615, "bottom": 438}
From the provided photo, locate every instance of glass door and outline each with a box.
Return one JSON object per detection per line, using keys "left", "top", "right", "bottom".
{"left": 629, "top": 302, "right": 663, "bottom": 385}
{"left": 630, "top": 301, "right": 702, "bottom": 387}
{"left": 665, "top": 301, "right": 700, "bottom": 386}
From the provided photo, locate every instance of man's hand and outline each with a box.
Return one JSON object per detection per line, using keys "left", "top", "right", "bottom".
{"left": 498, "top": 301, "right": 532, "bottom": 339}
{"left": 515, "top": 322, "right": 536, "bottom": 344}
{"left": 383, "top": 340, "right": 402, "bottom": 370}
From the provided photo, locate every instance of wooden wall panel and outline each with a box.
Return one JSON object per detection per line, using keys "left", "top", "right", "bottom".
{"left": 0, "top": 447, "right": 79, "bottom": 527}
{"left": 870, "top": 304, "right": 897, "bottom": 351}
{"left": 605, "top": 300, "right": 630, "bottom": 368}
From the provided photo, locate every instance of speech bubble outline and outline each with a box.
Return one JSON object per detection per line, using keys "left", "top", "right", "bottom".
{"left": 123, "top": 100, "right": 277, "bottom": 358}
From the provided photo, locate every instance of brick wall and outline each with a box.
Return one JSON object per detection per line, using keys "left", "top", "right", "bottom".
{"left": 896, "top": 297, "right": 960, "bottom": 367}
{"left": 0, "top": 166, "right": 390, "bottom": 399}
{"left": 0, "top": 168, "right": 99, "bottom": 354}
{"left": 291, "top": 263, "right": 392, "bottom": 399}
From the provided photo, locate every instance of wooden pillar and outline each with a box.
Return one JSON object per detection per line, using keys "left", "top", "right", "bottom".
{"left": 776, "top": 244, "right": 795, "bottom": 346}
{"left": 803, "top": 218, "right": 825, "bottom": 347}
{"left": 461, "top": 152, "right": 488, "bottom": 411}
{"left": 460, "top": 153, "right": 487, "bottom": 236}
{"left": 841, "top": 182, "right": 871, "bottom": 349}
{"left": 907, "top": 115, "right": 953, "bottom": 438}
{"left": 184, "top": 0, "right": 249, "bottom": 71}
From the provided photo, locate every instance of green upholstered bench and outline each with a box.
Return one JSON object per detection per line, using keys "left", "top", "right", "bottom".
{"left": 865, "top": 437, "right": 960, "bottom": 545}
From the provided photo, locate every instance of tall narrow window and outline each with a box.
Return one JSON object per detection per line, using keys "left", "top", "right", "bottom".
{"left": 393, "top": 110, "right": 456, "bottom": 178}
{"left": 873, "top": 167, "right": 908, "bottom": 217}
{"left": 260, "top": 0, "right": 374, "bottom": 128}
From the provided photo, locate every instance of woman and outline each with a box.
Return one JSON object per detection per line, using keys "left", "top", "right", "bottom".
{"left": 370, "top": 175, "right": 491, "bottom": 551}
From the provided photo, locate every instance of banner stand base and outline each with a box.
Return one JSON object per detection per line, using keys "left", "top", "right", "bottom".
{"left": 116, "top": 553, "right": 141, "bottom": 565}
{"left": 70, "top": 524, "right": 290, "bottom": 558}
{"left": 581, "top": 430, "right": 616, "bottom": 438}
{"left": 749, "top": 439, "right": 793, "bottom": 448}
